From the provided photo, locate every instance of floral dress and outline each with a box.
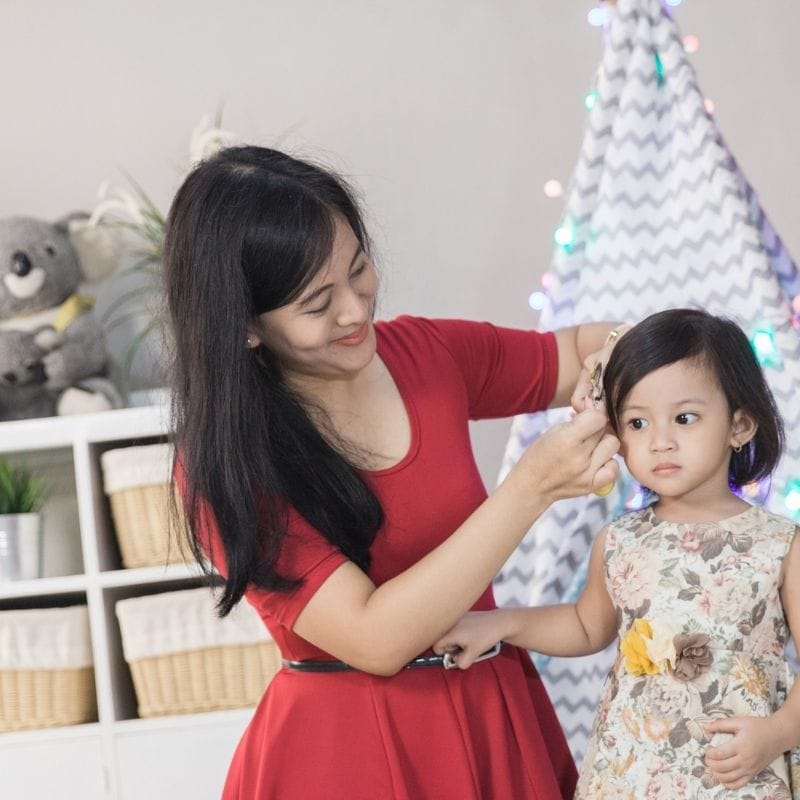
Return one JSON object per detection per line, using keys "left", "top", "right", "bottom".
{"left": 576, "top": 504, "right": 800, "bottom": 799}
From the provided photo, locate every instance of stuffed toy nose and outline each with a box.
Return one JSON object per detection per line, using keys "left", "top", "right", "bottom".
{"left": 11, "top": 251, "right": 32, "bottom": 277}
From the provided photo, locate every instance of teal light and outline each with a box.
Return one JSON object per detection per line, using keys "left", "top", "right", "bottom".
{"left": 750, "top": 324, "right": 781, "bottom": 368}
{"left": 584, "top": 91, "right": 599, "bottom": 110}
{"left": 554, "top": 223, "right": 576, "bottom": 251}
{"left": 653, "top": 50, "right": 665, "bottom": 87}
{"left": 783, "top": 478, "right": 800, "bottom": 521}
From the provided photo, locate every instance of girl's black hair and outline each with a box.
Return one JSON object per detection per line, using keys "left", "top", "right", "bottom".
{"left": 603, "top": 308, "right": 784, "bottom": 487}
{"left": 163, "top": 145, "right": 383, "bottom": 615}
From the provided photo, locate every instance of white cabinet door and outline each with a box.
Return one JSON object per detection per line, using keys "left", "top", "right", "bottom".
{"left": 114, "top": 718, "right": 245, "bottom": 800}
{"left": 0, "top": 735, "right": 107, "bottom": 800}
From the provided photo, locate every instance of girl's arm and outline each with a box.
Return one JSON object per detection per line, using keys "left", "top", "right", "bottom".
{"left": 433, "top": 529, "right": 618, "bottom": 668}
{"left": 705, "top": 529, "right": 800, "bottom": 789}
{"left": 292, "top": 410, "right": 619, "bottom": 676}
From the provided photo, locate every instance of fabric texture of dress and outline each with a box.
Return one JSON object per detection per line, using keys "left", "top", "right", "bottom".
{"left": 201, "top": 316, "right": 577, "bottom": 800}
{"left": 577, "top": 504, "right": 800, "bottom": 799}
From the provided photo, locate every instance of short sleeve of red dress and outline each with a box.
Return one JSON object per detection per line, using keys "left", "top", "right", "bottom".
{"left": 245, "top": 511, "right": 349, "bottom": 631}
{"left": 399, "top": 316, "right": 559, "bottom": 418}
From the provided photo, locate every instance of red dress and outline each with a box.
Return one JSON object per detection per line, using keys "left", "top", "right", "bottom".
{"left": 207, "top": 316, "right": 576, "bottom": 799}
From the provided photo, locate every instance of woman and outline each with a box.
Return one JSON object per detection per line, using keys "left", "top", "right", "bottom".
{"left": 164, "top": 145, "right": 621, "bottom": 799}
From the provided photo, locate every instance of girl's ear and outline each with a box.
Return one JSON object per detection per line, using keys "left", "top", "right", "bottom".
{"left": 731, "top": 409, "right": 758, "bottom": 449}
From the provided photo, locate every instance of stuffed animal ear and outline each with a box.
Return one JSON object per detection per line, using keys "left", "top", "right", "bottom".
{"left": 56, "top": 212, "right": 126, "bottom": 284}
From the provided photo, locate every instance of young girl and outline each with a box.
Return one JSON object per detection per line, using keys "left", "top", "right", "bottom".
{"left": 435, "top": 308, "right": 800, "bottom": 798}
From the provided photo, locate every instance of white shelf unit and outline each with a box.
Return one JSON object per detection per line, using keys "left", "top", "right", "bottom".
{"left": 0, "top": 405, "right": 251, "bottom": 800}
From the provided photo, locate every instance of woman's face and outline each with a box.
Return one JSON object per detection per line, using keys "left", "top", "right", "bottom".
{"left": 250, "top": 217, "right": 378, "bottom": 384}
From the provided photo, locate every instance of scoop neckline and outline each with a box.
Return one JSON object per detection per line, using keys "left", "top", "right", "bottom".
{"left": 359, "top": 332, "right": 421, "bottom": 477}
{"left": 645, "top": 502, "right": 759, "bottom": 528}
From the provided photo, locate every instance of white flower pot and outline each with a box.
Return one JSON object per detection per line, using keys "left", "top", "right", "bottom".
{"left": 0, "top": 513, "right": 43, "bottom": 582}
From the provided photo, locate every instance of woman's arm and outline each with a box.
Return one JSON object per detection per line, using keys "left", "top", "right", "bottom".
{"left": 293, "top": 409, "right": 620, "bottom": 676}
{"left": 552, "top": 322, "right": 631, "bottom": 409}
{"left": 704, "top": 529, "right": 800, "bottom": 789}
{"left": 432, "top": 529, "right": 617, "bottom": 667}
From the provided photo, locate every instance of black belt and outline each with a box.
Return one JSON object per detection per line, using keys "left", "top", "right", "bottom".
{"left": 282, "top": 642, "right": 504, "bottom": 672}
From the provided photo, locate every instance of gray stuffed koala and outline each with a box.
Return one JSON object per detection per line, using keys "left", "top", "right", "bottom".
{"left": 0, "top": 214, "right": 122, "bottom": 421}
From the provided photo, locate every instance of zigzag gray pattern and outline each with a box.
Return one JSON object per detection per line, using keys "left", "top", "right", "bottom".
{"left": 494, "top": 0, "right": 800, "bottom": 767}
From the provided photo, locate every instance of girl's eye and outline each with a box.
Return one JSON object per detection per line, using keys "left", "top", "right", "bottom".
{"left": 676, "top": 412, "right": 698, "bottom": 425}
{"left": 350, "top": 262, "right": 367, "bottom": 279}
{"left": 627, "top": 418, "right": 648, "bottom": 430}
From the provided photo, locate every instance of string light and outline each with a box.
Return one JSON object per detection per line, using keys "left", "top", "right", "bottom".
{"left": 554, "top": 221, "right": 576, "bottom": 251}
{"left": 543, "top": 179, "right": 563, "bottom": 198}
{"left": 665, "top": 0, "right": 682, "bottom": 6}
{"left": 540, "top": 271, "right": 555, "bottom": 288}
{"left": 750, "top": 323, "right": 781, "bottom": 368}
{"left": 587, "top": 7, "right": 606, "bottom": 27}
{"left": 704, "top": 97, "right": 715, "bottom": 114}
{"left": 528, "top": 291, "right": 548, "bottom": 311}
{"left": 584, "top": 91, "right": 599, "bottom": 110}
{"left": 783, "top": 478, "right": 800, "bottom": 520}
{"left": 653, "top": 50, "right": 665, "bottom": 86}
{"left": 683, "top": 34, "right": 700, "bottom": 53}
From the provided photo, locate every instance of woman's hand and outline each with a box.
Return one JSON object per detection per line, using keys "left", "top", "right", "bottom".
{"left": 569, "top": 324, "right": 632, "bottom": 413}
{"left": 510, "top": 407, "right": 620, "bottom": 507}
{"left": 704, "top": 716, "right": 785, "bottom": 789}
{"left": 433, "top": 611, "right": 507, "bottom": 670}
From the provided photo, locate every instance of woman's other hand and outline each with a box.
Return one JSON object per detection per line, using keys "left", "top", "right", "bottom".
{"left": 510, "top": 407, "right": 620, "bottom": 506}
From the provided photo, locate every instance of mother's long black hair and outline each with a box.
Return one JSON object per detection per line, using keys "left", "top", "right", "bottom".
{"left": 164, "top": 146, "right": 384, "bottom": 615}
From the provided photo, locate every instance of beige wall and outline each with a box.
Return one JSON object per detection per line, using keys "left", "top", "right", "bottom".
{"left": 3, "top": 1, "right": 798, "bottom": 486}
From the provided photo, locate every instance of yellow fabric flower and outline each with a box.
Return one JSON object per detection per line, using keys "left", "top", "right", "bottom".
{"left": 621, "top": 619, "right": 659, "bottom": 676}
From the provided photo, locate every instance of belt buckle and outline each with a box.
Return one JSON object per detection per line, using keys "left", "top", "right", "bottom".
{"left": 473, "top": 642, "right": 502, "bottom": 663}
{"left": 442, "top": 641, "right": 502, "bottom": 670}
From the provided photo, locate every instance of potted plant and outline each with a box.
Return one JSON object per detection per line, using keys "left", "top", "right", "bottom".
{"left": 0, "top": 459, "right": 46, "bottom": 582}
{"left": 89, "top": 112, "right": 237, "bottom": 401}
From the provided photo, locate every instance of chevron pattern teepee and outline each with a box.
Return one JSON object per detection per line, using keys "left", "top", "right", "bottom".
{"left": 494, "top": 0, "right": 800, "bottom": 764}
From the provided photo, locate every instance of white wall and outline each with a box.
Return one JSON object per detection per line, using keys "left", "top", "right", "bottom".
{"left": 3, "top": 1, "right": 798, "bottom": 486}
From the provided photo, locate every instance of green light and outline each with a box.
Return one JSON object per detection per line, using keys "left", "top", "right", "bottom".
{"left": 783, "top": 478, "right": 800, "bottom": 520}
{"left": 584, "top": 91, "right": 599, "bottom": 110}
{"left": 653, "top": 50, "right": 665, "bottom": 87}
{"left": 554, "top": 223, "right": 576, "bottom": 251}
{"left": 750, "top": 325, "right": 781, "bottom": 368}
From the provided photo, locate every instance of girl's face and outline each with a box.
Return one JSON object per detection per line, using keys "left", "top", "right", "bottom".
{"left": 250, "top": 217, "right": 378, "bottom": 385}
{"left": 617, "top": 359, "right": 755, "bottom": 505}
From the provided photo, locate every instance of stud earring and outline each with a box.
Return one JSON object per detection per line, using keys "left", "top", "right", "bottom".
{"left": 246, "top": 335, "right": 256, "bottom": 348}
{"left": 733, "top": 442, "right": 743, "bottom": 453}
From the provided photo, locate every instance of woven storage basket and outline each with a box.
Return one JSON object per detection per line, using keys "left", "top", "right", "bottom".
{"left": 0, "top": 605, "right": 96, "bottom": 731}
{"left": 116, "top": 587, "right": 281, "bottom": 718}
{"left": 101, "top": 443, "right": 187, "bottom": 569}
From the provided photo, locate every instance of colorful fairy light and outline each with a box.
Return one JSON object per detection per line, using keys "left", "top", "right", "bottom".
{"left": 704, "top": 98, "right": 715, "bottom": 114}
{"left": 750, "top": 323, "right": 781, "bottom": 368}
{"left": 540, "top": 271, "right": 555, "bottom": 288}
{"left": 783, "top": 478, "right": 800, "bottom": 520}
{"left": 665, "top": 0, "right": 682, "bottom": 6}
{"left": 584, "top": 91, "right": 599, "bottom": 110}
{"left": 587, "top": 7, "right": 606, "bottom": 27}
{"left": 653, "top": 50, "right": 665, "bottom": 86}
{"left": 543, "top": 179, "right": 563, "bottom": 198}
{"left": 683, "top": 34, "right": 700, "bottom": 53}
{"left": 554, "top": 221, "right": 576, "bottom": 251}
{"left": 528, "top": 291, "right": 548, "bottom": 311}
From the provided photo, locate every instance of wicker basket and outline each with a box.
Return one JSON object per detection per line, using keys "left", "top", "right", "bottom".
{"left": 116, "top": 588, "right": 281, "bottom": 718}
{"left": 0, "top": 605, "right": 96, "bottom": 731}
{"left": 101, "top": 443, "right": 188, "bottom": 569}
